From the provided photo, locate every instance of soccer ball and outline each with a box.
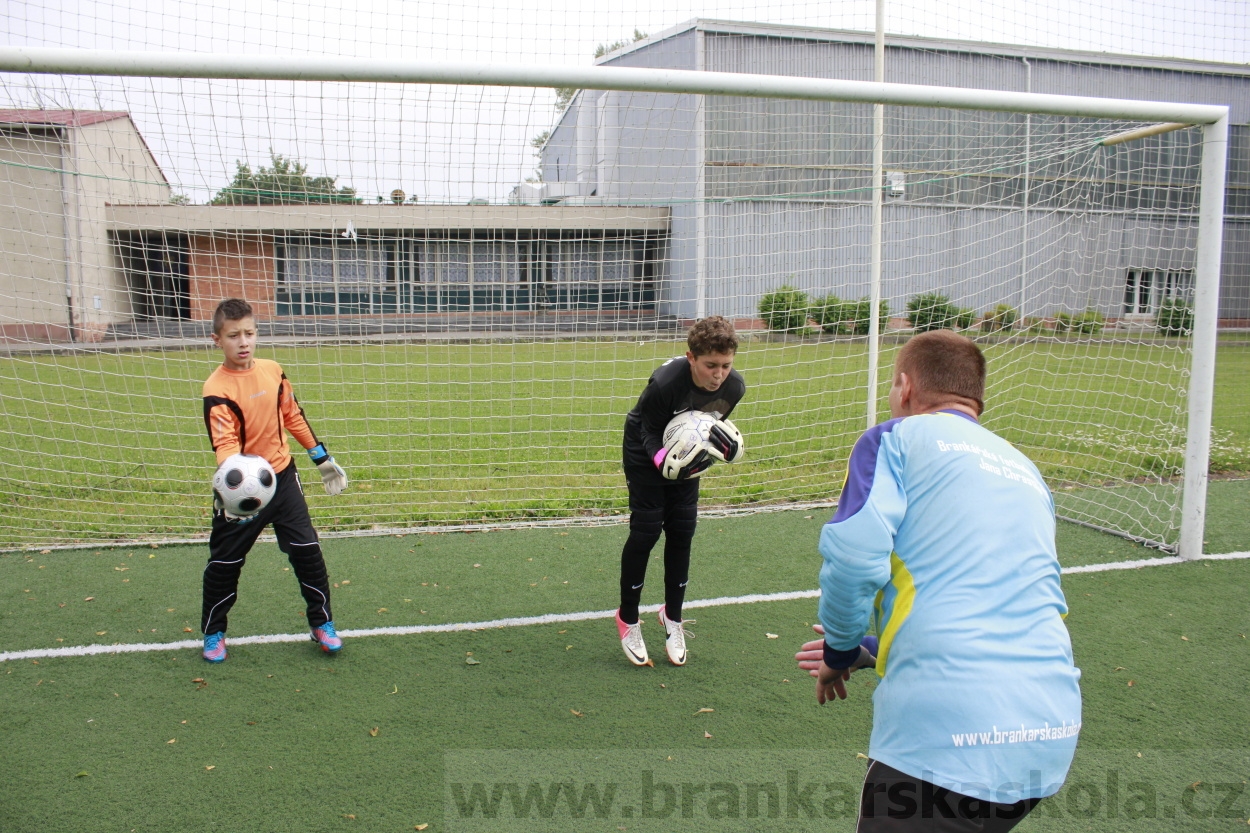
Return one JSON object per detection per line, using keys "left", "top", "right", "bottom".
{"left": 212, "top": 453, "right": 277, "bottom": 519}
{"left": 662, "top": 410, "right": 720, "bottom": 478}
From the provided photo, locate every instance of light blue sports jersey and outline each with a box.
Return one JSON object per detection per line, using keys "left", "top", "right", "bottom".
{"left": 819, "top": 409, "right": 1082, "bottom": 803}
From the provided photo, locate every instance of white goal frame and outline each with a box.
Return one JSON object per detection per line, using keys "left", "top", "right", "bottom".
{"left": 0, "top": 45, "right": 1229, "bottom": 559}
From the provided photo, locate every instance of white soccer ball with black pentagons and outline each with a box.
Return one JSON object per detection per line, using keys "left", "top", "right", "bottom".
{"left": 661, "top": 410, "right": 720, "bottom": 480}
{"left": 212, "top": 453, "right": 277, "bottom": 519}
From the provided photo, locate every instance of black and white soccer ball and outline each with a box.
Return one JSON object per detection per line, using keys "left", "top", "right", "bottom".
{"left": 212, "top": 453, "right": 277, "bottom": 519}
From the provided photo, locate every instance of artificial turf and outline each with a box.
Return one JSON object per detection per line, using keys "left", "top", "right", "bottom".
{"left": 0, "top": 483, "right": 1247, "bottom": 831}
{"left": 3, "top": 339, "right": 1246, "bottom": 545}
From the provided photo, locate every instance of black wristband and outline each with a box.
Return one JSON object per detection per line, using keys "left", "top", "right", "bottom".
{"left": 823, "top": 641, "right": 862, "bottom": 670}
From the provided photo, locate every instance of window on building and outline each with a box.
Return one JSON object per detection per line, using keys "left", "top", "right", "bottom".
{"left": 554, "top": 238, "right": 600, "bottom": 283}
{"left": 471, "top": 239, "right": 523, "bottom": 283}
{"left": 1124, "top": 269, "right": 1194, "bottom": 315}
{"left": 279, "top": 236, "right": 388, "bottom": 286}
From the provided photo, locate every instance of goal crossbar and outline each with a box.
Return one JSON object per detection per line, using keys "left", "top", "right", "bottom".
{"left": 0, "top": 46, "right": 1230, "bottom": 125}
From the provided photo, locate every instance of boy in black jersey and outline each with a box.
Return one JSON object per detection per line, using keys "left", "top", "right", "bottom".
{"left": 616, "top": 316, "right": 746, "bottom": 666}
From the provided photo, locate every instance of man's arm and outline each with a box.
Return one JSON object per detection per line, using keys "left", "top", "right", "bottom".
{"left": 806, "top": 425, "right": 906, "bottom": 702}
{"left": 818, "top": 425, "right": 904, "bottom": 650}
{"left": 796, "top": 624, "right": 878, "bottom": 703}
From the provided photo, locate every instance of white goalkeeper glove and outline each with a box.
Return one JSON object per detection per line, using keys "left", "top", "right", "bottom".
{"left": 705, "top": 418, "right": 745, "bottom": 463}
{"left": 308, "top": 443, "right": 348, "bottom": 496}
{"left": 655, "top": 441, "right": 714, "bottom": 481}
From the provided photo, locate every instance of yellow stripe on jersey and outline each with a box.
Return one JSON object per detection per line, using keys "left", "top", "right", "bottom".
{"left": 874, "top": 551, "right": 917, "bottom": 678}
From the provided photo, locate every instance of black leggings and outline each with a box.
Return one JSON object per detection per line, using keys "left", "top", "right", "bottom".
{"left": 202, "top": 463, "right": 332, "bottom": 634}
{"left": 618, "top": 472, "right": 699, "bottom": 624}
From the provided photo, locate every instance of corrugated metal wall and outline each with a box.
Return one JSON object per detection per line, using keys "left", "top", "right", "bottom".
{"left": 704, "top": 201, "right": 1207, "bottom": 320}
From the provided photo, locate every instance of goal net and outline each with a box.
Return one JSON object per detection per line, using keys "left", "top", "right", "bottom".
{"left": 0, "top": 34, "right": 1228, "bottom": 553}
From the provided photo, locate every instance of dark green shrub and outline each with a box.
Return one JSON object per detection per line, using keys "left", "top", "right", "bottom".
{"left": 758, "top": 285, "right": 810, "bottom": 332}
{"left": 848, "top": 297, "right": 890, "bottom": 336}
{"left": 1156, "top": 299, "right": 1194, "bottom": 336}
{"left": 907, "top": 292, "right": 956, "bottom": 331}
{"left": 906, "top": 292, "right": 974, "bottom": 332}
{"left": 811, "top": 294, "right": 848, "bottom": 334}
{"left": 813, "top": 295, "right": 890, "bottom": 335}
{"left": 1054, "top": 308, "right": 1105, "bottom": 335}
{"left": 980, "top": 304, "right": 1019, "bottom": 333}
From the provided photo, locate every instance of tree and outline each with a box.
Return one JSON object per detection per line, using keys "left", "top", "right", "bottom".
{"left": 210, "top": 151, "right": 360, "bottom": 205}
{"left": 528, "top": 30, "right": 648, "bottom": 180}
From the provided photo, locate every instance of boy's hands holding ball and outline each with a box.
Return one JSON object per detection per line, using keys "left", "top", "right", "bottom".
{"left": 656, "top": 443, "right": 714, "bottom": 480}
{"left": 706, "top": 418, "right": 744, "bottom": 463}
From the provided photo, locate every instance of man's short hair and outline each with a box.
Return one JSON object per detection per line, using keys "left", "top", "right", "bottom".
{"left": 687, "top": 316, "right": 738, "bottom": 356}
{"left": 896, "top": 330, "right": 986, "bottom": 414}
{"left": 213, "top": 298, "right": 254, "bottom": 334}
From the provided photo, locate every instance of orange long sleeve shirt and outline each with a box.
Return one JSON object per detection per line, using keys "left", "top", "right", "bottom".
{"left": 202, "top": 358, "right": 320, "bottom": 470}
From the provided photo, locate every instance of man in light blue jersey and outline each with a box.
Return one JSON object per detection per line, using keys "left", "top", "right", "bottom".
{"left": 796, "top": 330, "right": 1081, "bottom": 832}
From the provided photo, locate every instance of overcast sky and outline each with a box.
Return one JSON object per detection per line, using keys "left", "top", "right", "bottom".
{"left": 2, "top": 0, "right": 1245, "bottom": 203}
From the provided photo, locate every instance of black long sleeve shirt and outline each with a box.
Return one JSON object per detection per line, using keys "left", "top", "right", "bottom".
{"left": 622, "top": 356, "right": 746, "bottom": 483}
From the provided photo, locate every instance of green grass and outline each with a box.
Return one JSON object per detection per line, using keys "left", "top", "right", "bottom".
{"left": 0, "top": 484, "right": 1247, "bottom": 832}
{"left": 0, "top": 339, "right": 1246, "bottom": 547}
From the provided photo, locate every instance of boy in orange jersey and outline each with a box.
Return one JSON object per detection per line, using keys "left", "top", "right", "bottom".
{"left": 200, "top": 298, "right": 348, "bottom": 662}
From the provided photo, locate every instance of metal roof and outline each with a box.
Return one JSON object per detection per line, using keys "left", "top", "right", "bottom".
{"left": 0, "top": 109, "right": 132, "bottom": 127}
{"left": 599, "top": 18, "right": 1250, "bottom": 78}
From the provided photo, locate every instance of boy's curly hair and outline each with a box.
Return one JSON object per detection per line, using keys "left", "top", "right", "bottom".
{"left": 213, "top": 298, "right": 254, "bottom": 334}
{"left": 687, "top": 316, "right": 738, "bottom": 357}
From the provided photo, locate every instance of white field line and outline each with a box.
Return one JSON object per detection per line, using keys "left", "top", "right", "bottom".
{"left": 3, "top": 552, "right": 1247, "bottom": 663}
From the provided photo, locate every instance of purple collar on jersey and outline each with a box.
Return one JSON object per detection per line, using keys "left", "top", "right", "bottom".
{"left": 937, "top": 408, "right": 980, "bottom": 424}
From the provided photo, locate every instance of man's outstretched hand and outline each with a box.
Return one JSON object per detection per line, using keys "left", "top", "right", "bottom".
{"left": 795, "top": 623, "right": 877, "bottom": 704}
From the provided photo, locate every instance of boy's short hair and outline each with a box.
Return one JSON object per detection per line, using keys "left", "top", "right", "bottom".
{"left": 213, "top": 298, "right": 254, "bottom": 334}
{"left": 896, "top": 330, "right": 986, "bottom": 414}
{"left": 687, "top": 316, "right": 738, "bottom": 356}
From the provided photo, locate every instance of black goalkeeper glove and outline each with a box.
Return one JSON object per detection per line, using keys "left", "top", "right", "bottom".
{"left": 706, "top": 419, "right": 745, "bottom": 463}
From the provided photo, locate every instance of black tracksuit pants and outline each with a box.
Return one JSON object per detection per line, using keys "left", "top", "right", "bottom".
{"left": 202, "top": 462, "right": 333, "bottom": 634}
{"left": 618, "top": 468, "right": 699, "bottom": 624}
{"left": 857, "top": 760, "right": 1041, "bottom": 832}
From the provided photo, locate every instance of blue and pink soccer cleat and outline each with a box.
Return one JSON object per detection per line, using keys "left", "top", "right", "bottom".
{"left": 311, "top": 620, "right": 342, "bottom": 653}
{"left": 202, "top": 632, "right": 227, "bottom": 663}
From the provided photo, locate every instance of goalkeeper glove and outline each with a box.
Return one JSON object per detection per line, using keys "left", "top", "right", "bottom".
{"left": 308, "top": 444, "right": 348, "bottom": 496}
{"left": 705, "top": 418, "right": 745, "bottom": 464}
{"left": 658, "top": 443, "right": 714, "bottom": 481}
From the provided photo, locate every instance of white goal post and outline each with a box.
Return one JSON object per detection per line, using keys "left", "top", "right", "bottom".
{"left": 0, "top": 46, "right": 1229, "bottom": 557}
